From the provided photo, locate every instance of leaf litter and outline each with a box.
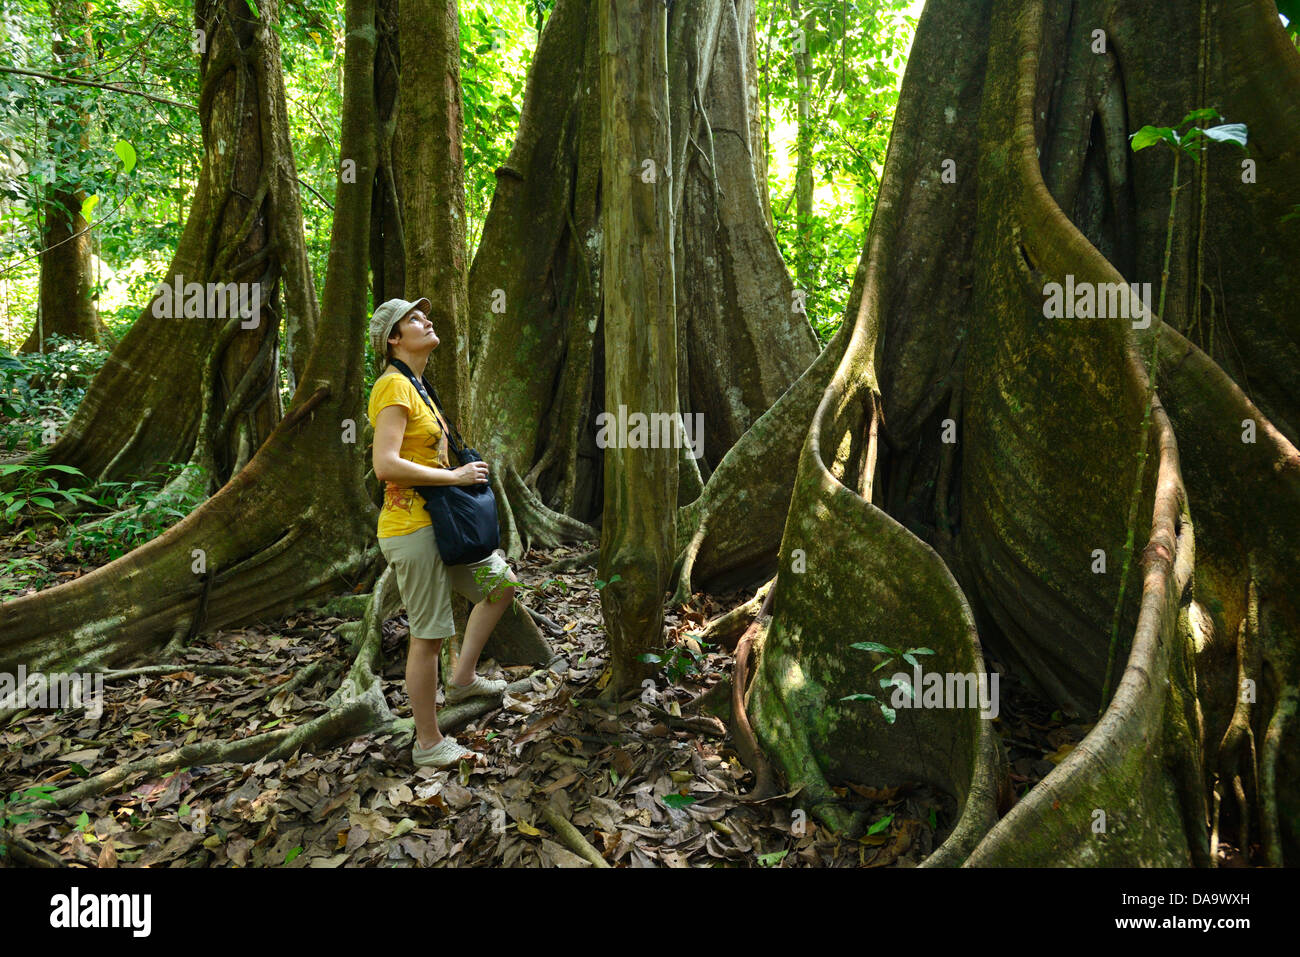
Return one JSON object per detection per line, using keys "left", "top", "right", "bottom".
{"left": 0, "top": 544, "right": 1073, "bottom": 868}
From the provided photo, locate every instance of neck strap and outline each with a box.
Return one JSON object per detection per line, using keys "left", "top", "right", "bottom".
{"left": 387, "top": 358, "right": 465, "bottom": 453}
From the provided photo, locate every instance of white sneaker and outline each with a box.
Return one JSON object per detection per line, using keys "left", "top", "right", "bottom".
{"left": 411, "top": 735, "right": 478, "bottom": 769}
{"left": 444, "top": 674, "right": 508, "bottom": 706}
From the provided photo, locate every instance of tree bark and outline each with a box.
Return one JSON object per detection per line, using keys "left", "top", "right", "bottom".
{"left": 4, "top": 0, "right": 317, "bottom": 499}
{"left": 465, "top": 0, "right": 818, "bottom": 560}
{"left": 394, "top": 0, "right": 471, "bottom": 424}
{"left": 596, "top": 0, "right": 678, "bottom": 696}
{"left": 22, "top": 0, "right": 103, "bottom": 353}
{"left": 747, "top": 0, "right": 1300, "bottom": 867}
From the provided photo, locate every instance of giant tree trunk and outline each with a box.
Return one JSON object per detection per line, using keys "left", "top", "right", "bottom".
{"left": 5, "top": 0, "right": 317, "bottom": 499}
{"left": 465, "top": 0, "right": 818, "bottom": 560}
{"left": 394, "top": 0, "right": 471, "bottom": 424}
{"left": 596, "top": 0, "right": 679, "bottom": 695}
{"left": 22, "top": 0, "right": 103, "bottom": 353}
{"left": 0, "top": 0, "right": 377, "bottom": 671}
{"left": 745, "top": 0, "right": 1300, "bottom": 867}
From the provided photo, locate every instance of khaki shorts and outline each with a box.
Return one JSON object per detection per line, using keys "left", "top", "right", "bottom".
{"left": 377, "top": 526, "right": 517, "bottom": 640}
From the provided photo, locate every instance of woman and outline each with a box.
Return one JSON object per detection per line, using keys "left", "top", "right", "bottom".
{"left": 367, "top": 296, "right": 520, "bottom": 769}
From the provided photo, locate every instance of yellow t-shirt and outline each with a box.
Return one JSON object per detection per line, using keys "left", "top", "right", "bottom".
{"left": 367, "top": 370, "right": 452, "bottom": 539}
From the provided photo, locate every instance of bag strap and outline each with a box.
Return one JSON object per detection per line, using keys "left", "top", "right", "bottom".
{"left": 386, "top": 358, "right": 466, "bottom": 456}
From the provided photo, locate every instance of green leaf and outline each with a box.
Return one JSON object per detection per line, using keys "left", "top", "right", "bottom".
{"left": 840, "top": 693, "right": 876, "bottom": 702}
{"left": 849, "top": 641, "right": 893, "bottom": 655}
{"left": 757, "top": 849, "right": 789, "bottom": 867}
{"left": 80, "top": 194, "right": 99, "bottom": 220}
{"left": 113, "top": 140, "right": 137, "bottom": 174}
{"left": 907, "top": 647, "right": 936, "bottom": 656}
{"left": 866, "top": 813, "right": 894, "bottom": 835}
{"left": 661, "top": 793, "right": 697, "bottom": 810}
{"left": 244, "top": 0, "right": 261, "bottom": 19}
{"left": 902, "top": 652, "right": 920, "bottom": 668}
{"left": 1129, "top": 125, "right": 1176, "bottom": 151}
{"left": 285, "top": 845, "right": 302, "bottom": 864}
{"left": 637, "top": 653, "right": 662, "bottom": 664}
{"left": 1202, "top": 123, "right": 1248, "bottom": 147}
{"left": 1179, "top": 107, "right": 1222, "bottom": 126}
{"left": 879, "top": 704, "right": 897, "bottom": 724}
{"left": 76, "top": 810, "right": 90, "bottom": 831}
{"left": 69, "top": 763, "right": 89, "bottom": 778}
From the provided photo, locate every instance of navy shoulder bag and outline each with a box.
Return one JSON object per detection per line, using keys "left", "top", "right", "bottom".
{"left": 387, "top": 358, "right": 500, "bottom": 565}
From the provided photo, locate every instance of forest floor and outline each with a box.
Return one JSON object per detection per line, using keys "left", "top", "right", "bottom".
{"left": 0, "top": 535, "right": 1087, "bottom": 868}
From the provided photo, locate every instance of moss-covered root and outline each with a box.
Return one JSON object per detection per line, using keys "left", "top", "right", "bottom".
{"left": 500, "top": 464, "right": 596, "bottom": 559}
{"left": 669, "top": 321, "right": 847, "bottom": 606}
{"left": 957, "top": 0, "right": 1202, "bottom": 865}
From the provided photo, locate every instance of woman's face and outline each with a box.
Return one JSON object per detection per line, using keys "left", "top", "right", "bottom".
{"left": 390, "top": 308, "right": 439, "bottom": 356}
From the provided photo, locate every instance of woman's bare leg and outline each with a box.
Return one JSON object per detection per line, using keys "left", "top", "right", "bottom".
{"left": 451, "top": 585, "right": 516, "bottom": 686}
{"left": 407, "top": 636, "right": 444, "bottom": 748}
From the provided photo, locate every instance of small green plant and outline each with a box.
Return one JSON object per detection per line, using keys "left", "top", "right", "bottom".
{"left": 0, "top": 335, "right": 109, "bottom": 452}
{"left": 639, "top": 634, "right": 712, "bottom": 684}
{"left": 0, "top": 555, "right": 59, "bottom": 599}
{"left": 469, "top": 567, "right": 572, "bottom": 602}
{"left": 0, "top": 785, "right": 58, "bottom": 856}
{"left": 757, "top": 849, "right": 789, "bottom": 867}
{"left": 840, "top": 641, "right": 935, "bottom": 724}
{"left": 63, "top": 461, "right": 207, "bottom": 561}
{"left": 0, "top": 460, "right": 97, "bottom": 526}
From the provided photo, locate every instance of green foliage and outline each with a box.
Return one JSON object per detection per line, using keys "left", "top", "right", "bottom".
{"left": 0, "top": 333, "right": 110, "bottom": 451}
{"left": 0, "top": 458, "right": 95, "bottom": 525}
{"left": 62, "top": 460, "right": 208, "bottom": 562}
{"left": 0, "top": 0, "right": 202, "bottom": 348}
{"left": 0, "top": 784, "right": 58, "bottom": 856}
{"left": 639, "top": 634, "right": 712, "bottom": 685}
{"left": 0, "top": 554, "right": 58, "bottom": 598}
{"left": 1129, "top": 108, "right": 1249, "bottom": 158}
{"left": 759, "top": 0, "right": 917, "bottom": 341}
{"left": 840, "top": 641, "right": 935, "bottom": 724}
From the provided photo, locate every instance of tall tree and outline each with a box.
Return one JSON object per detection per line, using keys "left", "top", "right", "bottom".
{"left": 4, "top": 0, "right": 318, "bottom": 500}
{"left": 743, "top": 0, "right": 1300, "bottom": 866}
{"left": 596, "top": 0, "right": 679, "bottom": 695}
{"left": 465, "top": 0, "right": 820, "bottom": 561}
{"left": 394, "top": 0, "right": 472, "bottom": 424}
{"left": 21, "top": 0, "right": 103, "bottom": 352}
